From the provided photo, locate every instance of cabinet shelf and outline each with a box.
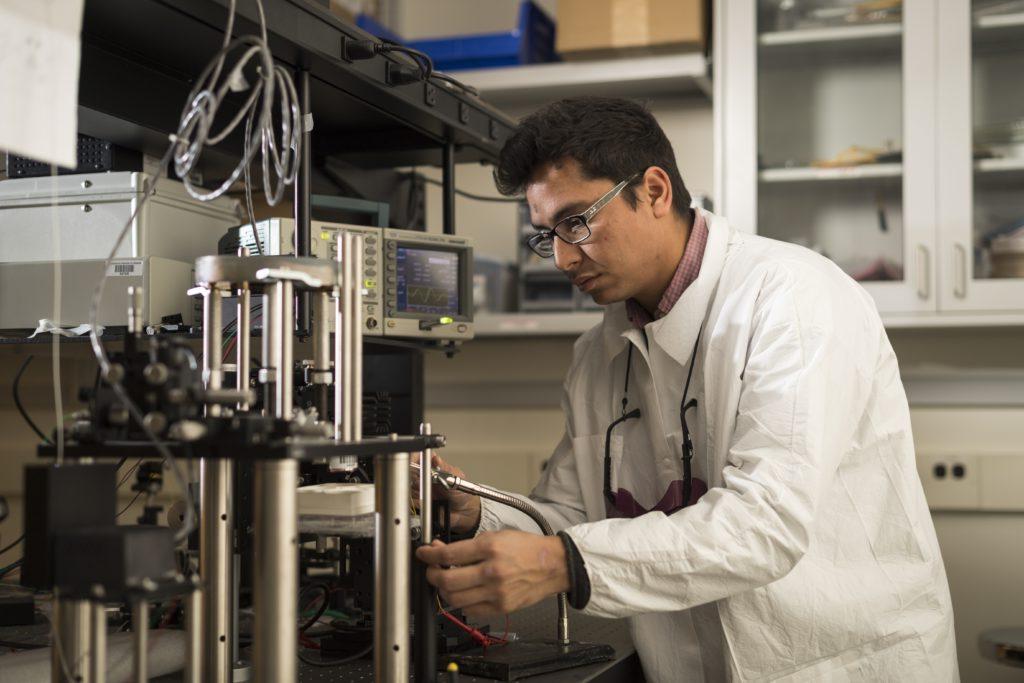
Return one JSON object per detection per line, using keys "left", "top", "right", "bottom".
{"left": 456, "top": 53, "right": 711, "bottom": 107}
{"left": 759, "top": 163, "right": 902, "bottom": 183}
{"left": 975, "top": 157, "right": 1024, "bottom": 174}
{"left": 759, "top": 23, "right": 901, "bottom": 48}
{"left": 974, "top": 11, "right": 1024, "bottom": 44}
{"left": 473, "top": 311, "right": 1024, "bottom": 337}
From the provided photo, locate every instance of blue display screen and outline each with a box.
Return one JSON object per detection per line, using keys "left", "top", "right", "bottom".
{"left": 395, "top": 247, "right": 460, "bottom": 316}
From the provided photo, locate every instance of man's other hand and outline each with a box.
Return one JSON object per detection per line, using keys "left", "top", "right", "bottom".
{"left": 415, "top": 531, "right": 569, "bottom": 618}
{"left": 411, "top": 452, "right": 482, "bottom": 534}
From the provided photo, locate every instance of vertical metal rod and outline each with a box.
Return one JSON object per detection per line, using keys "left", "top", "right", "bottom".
{"left": 351, "top": 234, "right": 364, "bottom": 441}
{"left": 442, "top": 142, "right": 455, "bottom": 235}
{"left": 276, "top": 280, "right": 294, "bottom": 418}
{"left": 295, "top": 69, "right": 312, "bottom": 336}
{"left": 185, "top": 581, "right": 201, "bottom": 683}
{"left": 375, "top": 449, "right": 411, "bottom": 683}
{"left": 313, "top": 291, "right": 331, "bottom": 420}
{"left": 414, "top": 423, "right": 436, "bottom": 683}
{"left": 253, "top": 460, "right": 298, "bottom": 683}
{"left": 262, "top": 286, "right": 280, "bottom": 417}
{"left": 237, "top": 247, "right": 252, "bottom": 412}
{"left": 201, "top": 286, "right": 233, "bottom": 683}
{"left": 89, "top": 601, "right": 106, "bottom": 683}
{"left": 52, "top": 593, "right": 92, "bottom": 683}
{"left": 132, "top": 600, "right": 149, "bottom": 683}
{"left": 341, "top": 232, "right": 354, "bottom": 442}
{"left": 253, "top": 278, "right": 298, "bottom": 683}
{"left": 333, "top": 237, "right": 344, "bottom": 443}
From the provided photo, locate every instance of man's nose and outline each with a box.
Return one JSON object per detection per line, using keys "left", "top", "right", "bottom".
{"left": 552, "top": 236, "right": 581, "bottom": 272}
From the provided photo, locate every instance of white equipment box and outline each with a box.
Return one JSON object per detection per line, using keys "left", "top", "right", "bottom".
{"left": 0, "top": 171, "right": 240, "bottom": 264}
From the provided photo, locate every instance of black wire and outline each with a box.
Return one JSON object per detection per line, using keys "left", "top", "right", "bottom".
{"left": 299, "top": 584, "right": 331, "bottom": 634}
{"left": 13, "top": 356, "right": 52, "bottom": 445}
{"left": 417, "top": 175, "right": 522, "bottom": 203}
{"left": 0, "top": 534, "right": 24, "bottom": 557}
{"left": 430, "top": 71, "right": 479, "bottom": 97}
{"left": 298, "top": 643, "right": 373, "bottom": 668}
{"left": 377, "top": 41, "right": 433, "bottom": 79}
{"left": 0, "top": 559, "right": 22, "bottom": 578}
{"left": 115, "top": 489, "right": 146, "bottom": 519}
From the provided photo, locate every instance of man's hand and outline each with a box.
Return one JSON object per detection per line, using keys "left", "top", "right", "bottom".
{"left": 415, "top": 531, "right": 569, "bottom": 618}
{"left": 412, "top": 452, "right": 481, "bottom": 534}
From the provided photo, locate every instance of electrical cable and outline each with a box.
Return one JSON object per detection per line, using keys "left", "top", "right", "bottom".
{"left": 86, "top": 0, "right": 302, "bottom": 545}
{"left": 115, "top": 489, "right": 146, "bottom": 520}
{"left": 298, "top": 584, "right": 331, "bottom": 634}
{"left": 0, "top": 639, "right": 46, "bottom": 650}
{"left": 0, "top": 534, "right": 24, "bottom": 558}
{"left": 429, "top": 71, "right": 479, "bottom": 97}
{"left": 415, "top": 175, "right": 522, "bottom": 203}
{"left": 13, "top": 356, "right": 51, "bottom": 444}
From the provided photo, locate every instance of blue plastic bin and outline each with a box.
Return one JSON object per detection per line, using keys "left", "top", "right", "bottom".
{"left": 405, "top": 1, "right": 558, "bottom": 71}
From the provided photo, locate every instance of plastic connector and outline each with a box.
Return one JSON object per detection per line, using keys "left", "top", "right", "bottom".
{"left": 343, "top": 38, "right": 377, "bottom": 61}
{"left": 386, "top": 62, "right": 423, "bottom": 86}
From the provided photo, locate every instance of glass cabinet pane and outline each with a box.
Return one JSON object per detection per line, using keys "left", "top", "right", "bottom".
{"left": 972, "top": 1, "right": 1024, "bottom": 283}
{"left": 756, "top": 0, "right": 905, "bottom": 284}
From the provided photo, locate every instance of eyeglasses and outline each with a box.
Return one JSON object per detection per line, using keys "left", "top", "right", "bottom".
{"left": 526, "top": 174, "right": 639, "bottom": 258}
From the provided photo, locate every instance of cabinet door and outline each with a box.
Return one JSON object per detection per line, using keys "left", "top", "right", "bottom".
{"left": 937, "top": 0, "right": 1024, "bottom": 312}
{"left": 719, "top": 0, "right": 938, "bottom": 314}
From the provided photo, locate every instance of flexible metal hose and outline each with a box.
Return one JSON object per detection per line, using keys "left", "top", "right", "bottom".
{"left": 434, "top": 472, "right": 571, "bottom": 647}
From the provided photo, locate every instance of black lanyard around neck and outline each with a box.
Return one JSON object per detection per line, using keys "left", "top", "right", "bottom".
{"left": 603, "top": 325, "right": 704, "bottom": 509}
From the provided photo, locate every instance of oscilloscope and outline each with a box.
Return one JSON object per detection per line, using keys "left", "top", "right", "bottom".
{"left": 222, "top": 219, "right": 474, "bottom": 341}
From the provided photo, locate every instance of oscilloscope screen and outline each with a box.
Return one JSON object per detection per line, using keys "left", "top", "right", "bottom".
{"left": 395, "top": 246, "right": 460, "bottom": 316}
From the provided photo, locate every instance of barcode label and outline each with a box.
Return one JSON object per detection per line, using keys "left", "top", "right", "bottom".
{"left": 107, "top": 259, "right": 144, "bottom": 277}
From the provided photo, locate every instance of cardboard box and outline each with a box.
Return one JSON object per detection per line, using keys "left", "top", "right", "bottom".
{"left": 556, "top": 0, "right": 705, "bottom": 59}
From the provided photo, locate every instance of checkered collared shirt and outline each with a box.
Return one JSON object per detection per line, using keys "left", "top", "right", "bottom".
{"left": 625, "top": 210, "right": 709, "bottom": 328}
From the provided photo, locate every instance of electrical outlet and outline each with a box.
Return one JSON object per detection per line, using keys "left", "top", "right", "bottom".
{"left": 917, "top": 453, "right": 981, "bottom": 510}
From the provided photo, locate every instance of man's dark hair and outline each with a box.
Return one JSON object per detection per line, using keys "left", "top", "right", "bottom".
{"left": 494, "top": 96, "right": 692, "bottom": 218}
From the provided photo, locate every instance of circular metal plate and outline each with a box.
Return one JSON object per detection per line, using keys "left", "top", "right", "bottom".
{"left": 194, "top": 255, "right": 337, "bottom": 290}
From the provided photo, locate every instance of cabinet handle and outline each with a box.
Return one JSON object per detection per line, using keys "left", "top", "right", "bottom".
{"left": 915, "top": 244, "right": 930, "bottom": 300}
{"left": 954, "top": 244, "right": 968, "bottom": 299}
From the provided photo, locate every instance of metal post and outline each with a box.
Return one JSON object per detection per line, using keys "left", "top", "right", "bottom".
{"left": 375, "top": 447, "right": 410, "bottom": 683}
{"left": 351, "top": 235, "right": 363, "bottom": 442}
{"left": 342, "top": 233, "right": 354, "bottom": 442}
{"left": 132, "top": 600, "right": 148, "bottom": 683}
{"left": 185, "top": 580, "right": 201, "bottom": 683}
{"left": 237, "top": 248, "right": 252, "bottom": 412}
{"left": 313, "top": 291, "right": 331, "bottom": 420}
{"left": 127, "top": 286, "right": 143, "bottom": 335}
{"left": 201, "top": 286, "right": 233, "bottom": 683}
{"left": 51, "top": 593, "right": 91, "bottom": 683}
{"left": 253, "top": 278, "right": 298, "bottom": 683}
{"left": 89, "top": 601, "right": 106, "bottom": 683}
{"left": 442, "top": 143, "right": 455, "bottom": 235}
{"left": 333, "top": 237, "right": 344, "bottom": 444}
{"left": 262, "top": 286, "right": 280, "bottom": 417}
{"left": 295, "top": 69, "right": 312, "bottom": 336}
{"left": 414, "top": 424, "right": 436, "bottom": 683}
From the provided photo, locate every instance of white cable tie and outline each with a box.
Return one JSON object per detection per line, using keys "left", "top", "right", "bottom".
{"left": 303, "top": 113, "right": 314, "bottom": 133}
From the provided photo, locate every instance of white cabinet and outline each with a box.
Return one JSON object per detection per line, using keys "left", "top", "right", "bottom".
{"left": 717, "top": 0, "right": 1024, "bottom": 319}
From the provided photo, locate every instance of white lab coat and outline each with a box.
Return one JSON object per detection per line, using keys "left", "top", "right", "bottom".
{"left": 478, "top": 210, "right": 958, "bottom": 681}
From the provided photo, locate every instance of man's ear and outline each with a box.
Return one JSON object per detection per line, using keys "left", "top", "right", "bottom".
{"left": 642, "top": 166, "right": 674, "bottom": 219}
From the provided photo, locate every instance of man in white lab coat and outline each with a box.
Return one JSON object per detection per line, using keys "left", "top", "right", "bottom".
{"left": 416, "top": 97, "right": 959, "bottom": 681}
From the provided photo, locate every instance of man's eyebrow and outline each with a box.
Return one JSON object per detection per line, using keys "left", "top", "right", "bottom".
{"left": 532, "top": 201, "right": 589, "bottom": 231}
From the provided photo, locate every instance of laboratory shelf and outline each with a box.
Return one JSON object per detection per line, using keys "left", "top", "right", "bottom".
{"left": 759, "top": 163, "right": 902, "bottom": 183}
{"left": 455, "top": 53, "right": 711, "bottom": 107}
{"left": 474, "top": 312, "right": 602, "bottom": 337}
{"left": 473, "top": 310, "right": 1024, "bottom": 337}
{"left": 975, "top": 157, "right": 1024, "bottom": 174}
{"left": 759, "top": 23, "right": 902, "bottom": 49}
{"left": 974, "top": 10, "right": 1024, "bottom": 44}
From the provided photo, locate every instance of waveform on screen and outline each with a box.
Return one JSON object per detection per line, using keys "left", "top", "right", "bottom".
{"left": 406, "top": 286, "right": 449, "bottom": 307}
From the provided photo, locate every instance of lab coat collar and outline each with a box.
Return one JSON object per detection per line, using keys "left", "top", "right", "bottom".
{"left": 600, "top": 209, "right": 733, "bottom": 367}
